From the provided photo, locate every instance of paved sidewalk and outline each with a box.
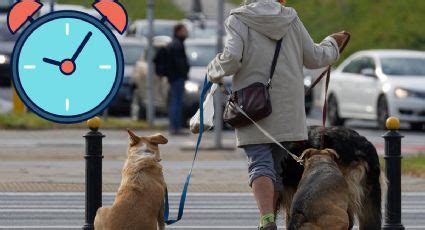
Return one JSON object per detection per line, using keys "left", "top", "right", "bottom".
{"left": 172, "top": 0, "right": 238, "bottom": 18}
{"left": 0, "top": 129, "right": 424, "bottom": 192}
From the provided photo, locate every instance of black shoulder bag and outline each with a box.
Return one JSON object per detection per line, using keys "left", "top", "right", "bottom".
{"left": 222, "top": 38, "right": 283, "bottom": 128}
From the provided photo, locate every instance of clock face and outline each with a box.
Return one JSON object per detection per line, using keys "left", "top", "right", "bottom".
{"left": 12, "top": 11, "right": 123, "bottom": 123}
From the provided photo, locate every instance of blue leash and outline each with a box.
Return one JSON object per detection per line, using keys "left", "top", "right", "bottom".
{"left": 164, "top": 75, "right": 213, "bottom": 225}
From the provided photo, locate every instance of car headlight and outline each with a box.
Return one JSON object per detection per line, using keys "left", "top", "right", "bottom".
{"left": 304, "top": 76, "right": 312, "bottom": 87}
{"left": 0, "top": 54, "right": 10, "bottom": 64}
{"left": 394, "top": 88, "right": 410, "bottom": 98}
{"left": 185, "top": 81, "right": 199, "bottom": 93}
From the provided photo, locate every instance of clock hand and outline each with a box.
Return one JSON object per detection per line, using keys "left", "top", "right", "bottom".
{"left": 43, "top": 58, "right": 62, "bottom": 66}
{"left": 71, "top": 31, "right": 93, "bottom": 62}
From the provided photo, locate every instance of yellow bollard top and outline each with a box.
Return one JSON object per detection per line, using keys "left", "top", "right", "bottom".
{"left": 386, "top": 116, "right": 400, "bottom": 130}
{"left": 87, "top": 116, "right": 102, "bottom": 130}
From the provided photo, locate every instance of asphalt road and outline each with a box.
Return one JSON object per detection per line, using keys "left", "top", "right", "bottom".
{"left": 0, "top": 192, "right": 423, "bottom": 229}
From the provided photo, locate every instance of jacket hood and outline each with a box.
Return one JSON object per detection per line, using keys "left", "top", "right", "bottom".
{"left": 230, "top": 1, "right": 297, "bottom": 40}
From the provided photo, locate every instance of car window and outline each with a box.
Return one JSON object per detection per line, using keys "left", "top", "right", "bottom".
{"left": 362, "top": 57, "right": 376, "bottom": 70}
{"left": 122, "top": 44, "right": 144, "bottom": 65}
{"left": 342, "top": 57, "right": 375, "bottom": 74}
{"left": 0, "top": 0, "right": 13, "bottom": 11}
{"left": 381, "top": 57, "right": 425, "bottom": 76}
{"left": 342, "top": 58, "right": 363, "bottom": 74}
{"left": 186, "top": 44, "right": 216, "bottom": 67}
{"left": 141, "top": 24, "right": 174, "bottom": 38}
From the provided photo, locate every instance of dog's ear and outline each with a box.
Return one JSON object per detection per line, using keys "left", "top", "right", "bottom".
{"left": 324, "top": 148, "right": 339, "bottom": 160}
{"left": 299, "top": 148, "right": 317, "bottom": 161}
{"left": 145, "top": 134, "right": 168, "bottom": 145}
{"left": 127, "top": 129, "right": 140, "bottom": 146}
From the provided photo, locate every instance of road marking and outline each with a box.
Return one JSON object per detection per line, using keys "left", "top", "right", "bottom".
{"left": 0, "top": 227, "right": 79, "bottom": 229}
{"left": 1, "top": 192, "right": 425, "bottom": 196}
{"left": 65, "top": 98, "right": 69, "bottom": 111}
{"left": 23, "top": 65, "right": 36, "bottom": 70}
{"left": 99, "top": 65, "right": 111, "bottom": 70}
{"left": 1, "top": 208, "right": 424, "bottom": 214}
{"left": 65, "top": 23, "right": 69, "bottom": 36}
{"left": 1, "top": 227, "right": 425, "bottom": 229}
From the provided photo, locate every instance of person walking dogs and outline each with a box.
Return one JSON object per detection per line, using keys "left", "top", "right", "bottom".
{"left": 207, "top": 0, "right": 348, "bottom": 229}
{"left": 167, "top": 24, "right": 190, "bottom": 135}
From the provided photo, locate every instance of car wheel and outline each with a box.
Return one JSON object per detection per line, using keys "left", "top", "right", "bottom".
{"left": 327, "top": 95, "right": 345, "bottom": 126}
{"left": 130, "top": 89, "right": 146, "bottom": 120}
{"left": 377, "top": 96, "right": 389, "bottom": 130}
{"left": 410, "top": 122, "right": 424, "bottom": 131}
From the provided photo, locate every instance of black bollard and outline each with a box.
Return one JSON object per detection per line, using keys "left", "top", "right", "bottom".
{"left": 83, "top": 117, "right": 104, "bottom": 230}
{"left": 383, "top": 117, "right": 405, "bottom": 230}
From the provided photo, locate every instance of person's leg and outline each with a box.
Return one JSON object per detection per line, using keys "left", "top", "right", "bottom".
{"left": 168, "top": 80, "right": 178, "bottom": 132}
{"left": 244, "top": 144, "right": 277, "bottom": 229}
{"left": 271, "top": 143, "right": 287, "bottom": 213}
{"left": 173, "top": 78, "right": 185, "bottom": 131}
{"left": 252, "top": 176, "right": 275, "bottom": 216}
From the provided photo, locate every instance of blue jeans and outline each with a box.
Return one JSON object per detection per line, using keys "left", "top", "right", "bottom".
{"left": 169, "top": 78, "right": 185, "bottom": 131}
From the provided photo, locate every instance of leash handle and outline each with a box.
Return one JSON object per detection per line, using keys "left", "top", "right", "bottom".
{"left": 305, "top": 33, "right": 351, "bottom": 96}
{"left": 320, "top": 66, "right": 331, "bottom": 149}
{"left": 307, "top": 33, "right": 350, "bottom": 149}
{"left": 163, "top": 75, "right": 212, "bottom": 225}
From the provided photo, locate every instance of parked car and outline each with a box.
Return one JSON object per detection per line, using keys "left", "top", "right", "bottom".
{"left": 327, "top": 50, "right": 425, "bottom": 130}
{"left": 0, "top": 15, "right": 18, "bottom": 87}
{"left": 185, "top": 38, "right": 222, "bottom": 86}
{"left": 131, "top": 38, "right": 216, "bottom": 122}
{"left": 304, "top": 66, "right": 344, "bottom": 116}
{"left": 127, "top": 19, "right": 178, "bottom": 39}
{"left": 0, "top": 0, "right": 12, "bottom": 13}
{"left": 303, "top": 68, "right": 317, "bottom": 115}
{"left": 184, "top": 19, "right": 217, "bottom": 39}
{"left": 38, "top": 4, "right": 100, "bottom": 18}
{"left": 108, "top": 37, "right": 146, "bottom": 115}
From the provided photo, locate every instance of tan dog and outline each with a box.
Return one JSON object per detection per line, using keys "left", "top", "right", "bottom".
{"left": 94, "top": 130, "right": 168, "bottom": 230}
{"left": 288, "top": 148, "right": 350, "bottom": 230}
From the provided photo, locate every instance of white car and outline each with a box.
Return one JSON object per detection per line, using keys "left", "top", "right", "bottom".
{"left": 38, "top": 4, "right": 100, "bottom": 18}
{"left": 127, "top": 19, "right": 178, "bottom": 39}
{"left": 183, "top": 19, "right": 217, "bottom": 39}
{"left": 328, "top": 50, "right": 425, "bottom": 130}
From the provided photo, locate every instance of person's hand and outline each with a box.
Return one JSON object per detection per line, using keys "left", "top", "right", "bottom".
{"left": 330, "top": 31, "right": 350, "bottom": 50}
{"left": 209, "top": 77, "right": 224, "bottom": 84}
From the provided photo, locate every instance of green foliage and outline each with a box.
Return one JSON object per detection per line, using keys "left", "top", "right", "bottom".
{"left": 0, "top": 113, "right": 160, "bottom": 130}
{"left": 229, "top": 0, "right": 425, "bottom": 60}
{"left": 380, "top": 155, "right": 425, "bottom": 178}
{"left": 57, "top": 0, "right": 185, "bottom": 20}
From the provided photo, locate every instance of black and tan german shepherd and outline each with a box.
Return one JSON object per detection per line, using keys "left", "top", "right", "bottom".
{"left": 278, "top": 126, "right": 386, "bottom": 230}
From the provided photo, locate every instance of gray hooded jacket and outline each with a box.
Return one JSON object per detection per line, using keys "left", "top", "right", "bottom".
{"left": 207, "top": 0, "right": 339, "bottom": 146}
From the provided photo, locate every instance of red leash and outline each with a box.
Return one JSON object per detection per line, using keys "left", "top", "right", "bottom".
{"left": 304, "top": 33, "right": 351, "bottom": 149}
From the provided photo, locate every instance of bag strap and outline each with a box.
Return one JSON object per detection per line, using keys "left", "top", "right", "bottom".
{"left": 267, "top": 38, "right": 283, "bottom": 87}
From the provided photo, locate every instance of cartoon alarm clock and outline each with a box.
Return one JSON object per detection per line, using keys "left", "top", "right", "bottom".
{"left": 7, "top": 0, "right": 128, "bottom": 123}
